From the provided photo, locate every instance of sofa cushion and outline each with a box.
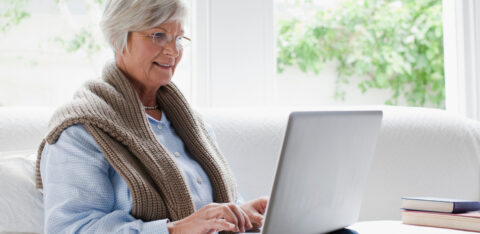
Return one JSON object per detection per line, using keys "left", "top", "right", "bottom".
{"left": 0, "top": 151, "right": 43, "bottom": 233}
{"left": 0, "top": 107, "right": 55, "bottom": 153}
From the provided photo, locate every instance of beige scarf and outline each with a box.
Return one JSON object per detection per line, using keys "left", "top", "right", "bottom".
{"left": 35, "top": 62, "right": 237, "bottom": 222}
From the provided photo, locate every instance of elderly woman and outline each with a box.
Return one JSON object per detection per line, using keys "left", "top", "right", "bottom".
{"left": 35, "top": 0, "right": 267, "bottom": 233}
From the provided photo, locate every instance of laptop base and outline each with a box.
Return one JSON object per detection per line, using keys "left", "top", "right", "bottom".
{"left": 327, "top": 228, "right": 359, "bottom": 234}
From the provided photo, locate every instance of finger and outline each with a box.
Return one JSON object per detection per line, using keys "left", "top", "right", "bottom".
{"left": 207, "top": 218, "right": 237, "bottom": 232}
{"left": 202, "top": 203, "right": 239, "bottom": 231}
{"left": 202, "top": 203, "right": 220, "bottom": 219}
{"left": 257, "top": 197, "right": 269, "bottom": 214}
{"left": 215, "top": 204, "right": 239, "bottom": 232}
{"left": 228, "top": 203, "right": 246, "bottom": 232}
{"left": 240, "top": 205, "right": 253, "bottom": 230}
{"left": 206, "top": 203, "right": 241, "bottom": 231}
{"left": 251, "top": 213, "right": 264, "bottom": 228}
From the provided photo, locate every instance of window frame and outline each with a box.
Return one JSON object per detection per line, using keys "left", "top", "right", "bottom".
{"left": 191, "top": 0, "right": 275, "bottom": 108}
{"left": 443, "top": 0, "right": 480, "bottom": 120}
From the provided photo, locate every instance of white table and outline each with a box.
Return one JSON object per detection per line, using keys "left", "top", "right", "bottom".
{"left": 349, "top": 221, "right": 473, "bottom": 233}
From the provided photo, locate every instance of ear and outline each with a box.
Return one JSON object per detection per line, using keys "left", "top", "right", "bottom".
{"left": 115, "top": 52, "right": 128, "bottom": 73}
{"left": 120, "top": 32, "right": 133, "bottom": 57}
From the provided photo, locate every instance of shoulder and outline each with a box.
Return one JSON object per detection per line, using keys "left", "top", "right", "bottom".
{"left": 52, "top": 124, "right": 102, "bottom": 153}
{"left": 40, "top": 123, "right": 112, "bottom": 190}
{"left": 42, "top": 124, "right": 105, "bottom": 165}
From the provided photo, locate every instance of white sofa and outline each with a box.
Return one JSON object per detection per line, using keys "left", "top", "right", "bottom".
{"left": 1, "top": 106, "right": 480, "bottom": 233}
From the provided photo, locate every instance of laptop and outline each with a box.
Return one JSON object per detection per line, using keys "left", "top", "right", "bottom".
{"left": 241, "top": 110, "right": 383, "bottom": 234}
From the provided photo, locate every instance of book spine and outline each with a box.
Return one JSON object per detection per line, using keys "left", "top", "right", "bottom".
{"left": 453, "top": 202, "right": 480, "bottom": 213}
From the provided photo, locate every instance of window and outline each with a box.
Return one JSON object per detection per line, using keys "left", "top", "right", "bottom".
{"left": 0, "top": 0, "right": 192, "bottom": 107}
{"left": 443, "top": 0, "right": 480, "bottom": 120}
{"left": 2, "top": 0, "right": 471, "bottom": 113}
{"left": 191, "top": 0, "right": 445, "bottom": 109}
{"left": 275, "top": 0, "right": 445, "bottom": 108}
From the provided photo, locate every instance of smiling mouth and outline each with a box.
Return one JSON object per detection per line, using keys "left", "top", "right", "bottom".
{"left": 153, "top": 61, "right": 172, "bottom": 69}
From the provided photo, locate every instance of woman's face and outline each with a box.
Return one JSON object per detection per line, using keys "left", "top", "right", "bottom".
{"left": 118, "top": 20, "right": 184, "bottom": 90}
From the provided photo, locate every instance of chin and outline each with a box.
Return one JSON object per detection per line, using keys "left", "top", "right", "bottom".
{"left": 151, "top": 73, "right": 172, "bottom": 86}
{"left": 158, "top": 77, "right": 173, "bottom": 87}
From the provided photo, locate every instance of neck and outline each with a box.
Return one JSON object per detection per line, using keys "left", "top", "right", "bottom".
{"left": 133, "top": 85, "right": 158, "bottom": 108}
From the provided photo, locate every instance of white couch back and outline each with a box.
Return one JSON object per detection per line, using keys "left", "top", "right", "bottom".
{"left": 199, "top": 107, "right": 480, "bottom": 221}
{"left": 1, "top": 106, "right": 480, "bottom": 226}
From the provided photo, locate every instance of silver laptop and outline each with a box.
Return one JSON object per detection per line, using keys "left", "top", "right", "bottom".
{"left": 242, "top": 110, "right": 382, "bottom": 234}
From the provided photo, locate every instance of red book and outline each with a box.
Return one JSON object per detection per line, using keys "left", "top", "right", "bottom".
{"left": 402, "top": 210, "right": 480, "bottom": 232}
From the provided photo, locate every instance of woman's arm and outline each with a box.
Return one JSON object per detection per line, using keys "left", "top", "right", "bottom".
{"left": 40, "top": 124, "right": 169, "bottom": 234}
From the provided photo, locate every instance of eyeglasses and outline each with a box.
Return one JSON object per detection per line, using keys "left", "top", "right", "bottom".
{"left": 139, "top": 32, "right": 191, "bottom": 49}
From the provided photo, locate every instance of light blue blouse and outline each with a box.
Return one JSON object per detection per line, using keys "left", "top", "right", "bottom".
{"left": 40, "top": 112, "right": 243, "bottom": 233}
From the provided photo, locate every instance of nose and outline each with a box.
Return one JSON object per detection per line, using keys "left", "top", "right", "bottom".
{"left": 163, "top": 39, "right": 180, "bottom": 57}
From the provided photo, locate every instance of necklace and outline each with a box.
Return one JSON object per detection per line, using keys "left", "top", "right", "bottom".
{"left": 143, "top": 105, "right": 158, "bottom": 110}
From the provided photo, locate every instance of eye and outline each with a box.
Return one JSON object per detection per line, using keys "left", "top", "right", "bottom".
{"left": 176, "top": 36, "right": 185, "bottom": 42}
{"left": 152, "top": 32, "right": 167, "bottom": 40}
{"left": 176, "top": 36, "right": 191, "bottom": 48}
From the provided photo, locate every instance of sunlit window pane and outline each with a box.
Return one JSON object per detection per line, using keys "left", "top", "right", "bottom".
{"left": 0, "top": 0, "right": 192, "bottom": 107}
{"left": 275, "top": 0, "right": 444, "bottom": 108}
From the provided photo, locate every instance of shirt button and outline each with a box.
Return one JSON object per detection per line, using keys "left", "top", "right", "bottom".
{"left": 197, "top": 177, "right": 203, "bottom": 184}
{"left": 157, "top": 125, "right": 163, "bottom": 130}
{"left": 174, "top": 152, "right": 181, "bottom": 157}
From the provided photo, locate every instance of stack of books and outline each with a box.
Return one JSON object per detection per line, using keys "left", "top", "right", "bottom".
{"left": 401, "top": 197, "right": 480, "bottom": 232}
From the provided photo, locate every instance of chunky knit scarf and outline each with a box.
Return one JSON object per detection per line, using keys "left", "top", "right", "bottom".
{"left": 35, "top": 62, "right": 237, "bottom": 222}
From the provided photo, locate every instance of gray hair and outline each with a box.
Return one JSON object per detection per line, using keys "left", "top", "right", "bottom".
{"left": 100, "top": 0, "right": 187, "bottom": 54}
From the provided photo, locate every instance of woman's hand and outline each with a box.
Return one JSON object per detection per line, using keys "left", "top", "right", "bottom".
{"left": 167, "top": 203, "right": 253, "bottom": 234}
{"left": 240, "top": 196, "right": 269, "bottom": 229}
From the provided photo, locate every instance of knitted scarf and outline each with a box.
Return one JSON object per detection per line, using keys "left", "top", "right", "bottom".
{"left": 35, "top": 62, "right": 237, "bottom": 222}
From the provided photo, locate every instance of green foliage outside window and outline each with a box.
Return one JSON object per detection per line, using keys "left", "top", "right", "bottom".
{"left": 54, "top": 27, "right": 104, "bottom": 56}
{"left": 53, "top": 0, "right": 106, "bottom": 56}
{"left": 0, "top": 0, "right": 31, "bottom": 106}
{"left": 0, "top": 0, "right": 30, "bottom": 33}
{"left": 277, "top": 0, "right": 444, "bottom": 107}
{"left": 0, "top": 0, "right": 105, "bottom": 57}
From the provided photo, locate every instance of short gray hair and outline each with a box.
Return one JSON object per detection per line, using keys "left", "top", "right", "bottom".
{"left": 100, "top": 0, "right": 187, "bottom": 54}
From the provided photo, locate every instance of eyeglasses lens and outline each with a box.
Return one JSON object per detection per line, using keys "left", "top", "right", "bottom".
{"left": 152, "top": 32, "right": 189, "bottom": 49}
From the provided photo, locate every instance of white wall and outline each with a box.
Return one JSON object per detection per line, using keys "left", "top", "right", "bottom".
{"left": 192, "top": 0, "right": 275, "bottom": 108}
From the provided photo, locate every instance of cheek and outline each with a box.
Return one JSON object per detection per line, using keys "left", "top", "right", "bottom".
{"left": 141, "top": 49, "right": 158, "bottom": 67}
{"left": 130, "top": 41, "right": 157, "bottom": 68}
{"left": 126, "top": 53, "right": 149, "bottom": 78}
